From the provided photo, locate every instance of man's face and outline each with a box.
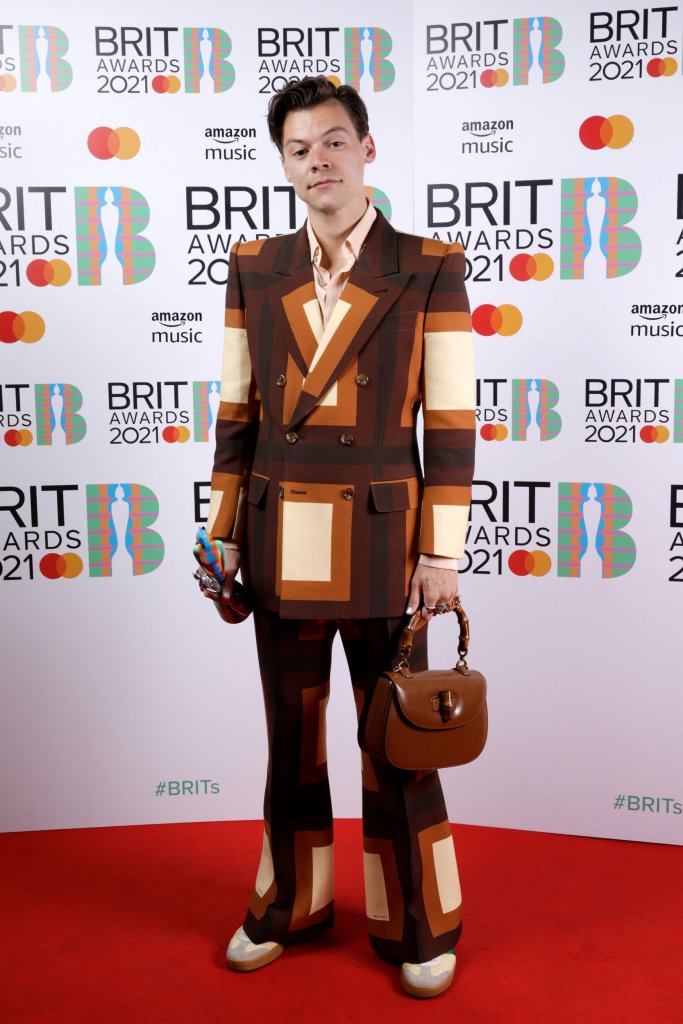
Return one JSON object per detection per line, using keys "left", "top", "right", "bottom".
{"left": 280, "top": 99, "right": 376, "bottom": 218}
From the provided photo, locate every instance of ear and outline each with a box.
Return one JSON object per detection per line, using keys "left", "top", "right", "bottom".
{"left": 363, "top": 133, "right": 377, "bottom": 165}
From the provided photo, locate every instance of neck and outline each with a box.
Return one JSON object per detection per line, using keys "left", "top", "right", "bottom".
{"left": 307, "top": 195, "right": 368, "bottom": 269}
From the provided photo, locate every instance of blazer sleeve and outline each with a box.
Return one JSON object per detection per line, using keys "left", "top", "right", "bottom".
{"left": 418, "top": 242, "right": 476, "bottom": 560}
{"left": 206, "top": 241, "right": 260, "bottom": 544}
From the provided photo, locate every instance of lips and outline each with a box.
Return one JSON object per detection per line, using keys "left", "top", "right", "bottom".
{"left": 310, "top": 178, "right": 340, "bottom": 189}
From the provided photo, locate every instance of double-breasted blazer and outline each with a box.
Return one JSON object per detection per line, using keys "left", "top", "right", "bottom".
{"left": 207, "top": 209, "right": 475, "bottom": 619}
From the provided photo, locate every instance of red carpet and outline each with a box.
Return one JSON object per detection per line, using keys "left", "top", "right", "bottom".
{"left": 1, "top": 820, "right": 681, "bottom": 1023}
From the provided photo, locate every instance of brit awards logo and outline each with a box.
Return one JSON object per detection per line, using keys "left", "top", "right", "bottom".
{"left": 557, "top": 483, "right": 636, "bottom": 578}
{"left": 0, "top": 25, "right": 72, "bottom": 93}
{"left": 560, "top": 177, "right": 641, "bottom": 279}
{"left": 427, "top": 176, "right": 642, "bottom": 283}
{"left": 425, "top": 15, "right": 564, "bottom": 91}
{"left": 1, "top": 383, "right": 86, "bottom": 447}
{"left": 584, "top": 378, "right": 683, "bottom": 444}
{"left": 75, "top": 187, "right": 155, "bottom": 285}
{"left": 107, "top": 379, "right": 220, "bottom": 444}
{"left": 86, "top": 484, "right": 164, "bottom": 576}
{"left": 256, "top": 26, "right": 394, "bottom": 94}
{"left": 477, "top": 378, "right": 561, "bottom": 441}
{"left": 0, "top": 482, "right": 163, "bottom": 582}
{"left": 670, "top": 485, "right": 683, "bottom": 583}
{"left": 462, "top": 479, "right": 636, "bottom": 579}
{"left": 588, "top": 8, "right": 680, "bottom": 82}
{"left": 94, "top": 26, "right": 235, "bottom": 95}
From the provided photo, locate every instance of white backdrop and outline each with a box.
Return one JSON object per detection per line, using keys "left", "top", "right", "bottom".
{"left": 1, "top": 1, "right": 681, "bottom": 844}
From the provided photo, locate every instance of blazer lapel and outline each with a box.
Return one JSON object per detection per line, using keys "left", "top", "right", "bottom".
{"left": 282, "top": 211, "right": 411, "bottom": 428}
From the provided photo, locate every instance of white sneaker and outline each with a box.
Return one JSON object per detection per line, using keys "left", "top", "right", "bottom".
{"left": 226, "top": 926, "right": 284, "bottom": 973}
{"left": 400, "top": 952, "right": 456, "bottom": 998}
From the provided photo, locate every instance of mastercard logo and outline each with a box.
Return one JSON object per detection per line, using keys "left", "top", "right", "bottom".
{"left": 508, "top": 549, "right": 551, "bottom": 577}
{"left": 0, "top": 311, "right": 45, "bottom": 344}
{"left": 647, "top": 57, "right": 677, "bottom": 77}
{"left": 640, "top": 425, "right": 669, "bottom": 443}
{"left": 480, "top": 423, "right": 508, "bottom": 441}
{"left": 162, "top": 426, "right": 191, "bottom": 443}
{"left": 88, "top": 126, "right": 140, "bottom": 160}
{"left": 40, "top": 552, "right": 83, "bottom": 579}
{"left": 472, "top": 304, "right": 523, "bottom": 337}
{"left": 26, "top": 259, "right": 71, "bottom": 287}
{"left": 579, "top": 114, "right": 634, "bottom": 150}
{"left": 0, "top": 73, "right": 17, "bottom": 91}
{"left": 509, "top": 253, "right": 554, "bottom": 282}
{"left": 152, "top": 75, "right": 182, "bottom": 94}
{"left": 480, "top": 69, "right": 509, "bottom": 88}
{"left": 4, "top": 429, "right": 33, "bottom": 447}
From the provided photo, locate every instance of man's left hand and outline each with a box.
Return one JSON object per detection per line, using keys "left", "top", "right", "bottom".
{"left": 406, "top": 565, "right": 459, "bottom": 620}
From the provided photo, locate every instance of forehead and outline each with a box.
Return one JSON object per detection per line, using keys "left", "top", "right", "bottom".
{"left": 282, "top": 99, "right": 357, "bottom": 145}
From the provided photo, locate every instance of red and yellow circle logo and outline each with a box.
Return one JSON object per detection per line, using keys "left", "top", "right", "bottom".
{"left": 87, "top": 126, "right": 141, "bottom": 160}
{"left": 26, "top": 260, "right": 71, "bottom": 287}
{"left": 39, "top": 553, "right": 83, "bottom": 579}
{"left": 640, "top": 425, "right": 669, "bottom": 443}
{"left": 152, "top": 75, "right": 181, "bottom": 93}
{"left": 647, "top": 57, "right": 678, "bottom": 77}
{"left": 480, "top": 423, "right": 508, "bottom": 441}
{"left": 4, "top": 429, "right": 33, "bottom": 447}
{"left": 508, "top": 549, "right": 552, "bottom": 577}
{"left": 509, "top": 253, "right": 554, "bottom": 282}
{"left": 579, "top": 115, "right": 634, "bottom": 150}
{"left": 0, "top": 73, "right": 17, "bottom": 91}
{"left": 480, "top": 69, "right": 509, "bottom": 87}
{"left": 0, "top": 311, "right": 45, "bottom": 344}
{"left": 162, "top": 426, "right": 191, "bottom": 443}
{"left": 472, "top": 304, "right": 523, "bottom": 336}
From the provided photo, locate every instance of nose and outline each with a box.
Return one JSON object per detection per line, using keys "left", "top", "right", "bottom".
{"left": 310, "top": 144, "right": 330, "bottom": 173}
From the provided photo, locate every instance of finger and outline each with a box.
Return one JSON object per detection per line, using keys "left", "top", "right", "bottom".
{"left": 406, "top": 580, "right": 421, "bottom": 615}
{"left": 221, "top": 577, "right": 234, "bottom": 600}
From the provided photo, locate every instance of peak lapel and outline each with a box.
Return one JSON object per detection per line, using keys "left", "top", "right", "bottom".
{"left": 287, "top": 212, "right": 411, "bottom": 428}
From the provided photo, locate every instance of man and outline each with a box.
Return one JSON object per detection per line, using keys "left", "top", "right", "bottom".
{"left": 206, "top": 77, "right": 475, "bottom": 999}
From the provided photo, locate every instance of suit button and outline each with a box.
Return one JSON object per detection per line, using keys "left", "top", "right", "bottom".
{"left": 339, "top": 433, "right": 354, "bottom": 446}
{"left": 276, "top": 374, "right": 286, "bottom": 387}
{"left": 285, "top": 431, "right": 299, "bottom": 444}
{"left": 355, "top": 373, "right": 370, "bottom": 387}
{"left": 341, "top": 488, "right": 354, "bottom": 501}
{"left": 278, "top": 487, "right": 285, "bottom": 499}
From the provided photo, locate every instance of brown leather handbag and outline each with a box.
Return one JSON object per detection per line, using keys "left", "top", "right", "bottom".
{"left": 358, "top": 598, "right": 488, "bottom": 771}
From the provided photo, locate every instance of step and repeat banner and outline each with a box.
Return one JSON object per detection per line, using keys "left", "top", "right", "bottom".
{"left": 1, "top": 2, "right": 681, "bottom": 843}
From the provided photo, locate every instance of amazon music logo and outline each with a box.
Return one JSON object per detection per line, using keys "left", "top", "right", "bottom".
{"left": 630, "top": 302, "right": 683, "bottom": 340}
{"left": 461, "top": 119, "right": 515, "bottom": 156}
{"left": 204, "top": 126, "right": 257, "bottom": 162}
{"left": 150, "top": 311, "right": 204, "bottom": 345}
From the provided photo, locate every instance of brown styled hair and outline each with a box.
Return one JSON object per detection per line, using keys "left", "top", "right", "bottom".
{"left": 267, "top": 77, "right": 370, "bottom": 154}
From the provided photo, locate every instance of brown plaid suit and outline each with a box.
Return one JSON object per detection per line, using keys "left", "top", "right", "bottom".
{"left": 208, "top": 209, "right": 475, "bottom": 963}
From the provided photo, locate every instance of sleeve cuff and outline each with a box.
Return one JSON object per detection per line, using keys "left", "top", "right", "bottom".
{"left": 418, "top": 553, "right": 460, "bottom": 571}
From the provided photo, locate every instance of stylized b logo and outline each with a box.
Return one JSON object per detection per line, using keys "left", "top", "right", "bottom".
{"left": 34, "top": 383, "right": 86, "bottom": 445}
{"left": 344, "top": 27, "right": 395, "bottom": 92}
{"left": 18, "top": 25, "right": 72, "bottom": 92}
{"left": 183, "top": 28, "right": 235, "bottom": 92}
{"left": 511, "top": 379, "right": 561, "bottom": 441}
{"left": 86, "top": 483, "right": 164, "bottom": 577}
{"left": 192, "top": 380, "right": 220, "bottom": 441}
{"left": 560, "top": 177, "right": 641, "bottom": 280}
{"left": 512, "top": 17, "right": 565, "bottom": 85}
{"left": 74, "top": 187, "right": 156, "bottom": 286}
{"left": 557, "top": 482, "right": 636, "bottom": 578}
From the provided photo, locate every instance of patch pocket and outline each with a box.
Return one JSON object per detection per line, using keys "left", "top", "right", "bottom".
{"left": 370, "top": 478, "right": 421, "bottom": 513}
{"left": 247, "top": 472, "right": 269, "bottom": 507}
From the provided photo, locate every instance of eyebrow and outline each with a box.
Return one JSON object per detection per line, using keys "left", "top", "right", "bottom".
{"left": 284, "top": 126, "right": 350, "bottom": 147}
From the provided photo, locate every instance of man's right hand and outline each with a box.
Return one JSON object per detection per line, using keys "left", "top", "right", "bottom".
{"left": 220, "top": 547, "right": 241, "bottom": 599}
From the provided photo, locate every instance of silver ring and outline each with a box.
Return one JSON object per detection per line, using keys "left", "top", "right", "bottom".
{"left": 436, "top": 602, "right": 449, "bottom": 613}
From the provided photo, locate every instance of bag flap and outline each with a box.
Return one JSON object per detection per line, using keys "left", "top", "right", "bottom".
{"left": 370, "top": 478, "right": 420, "bottom": 513}
{"left": 385, "top": 668, "right": 486, "bottom": 731}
